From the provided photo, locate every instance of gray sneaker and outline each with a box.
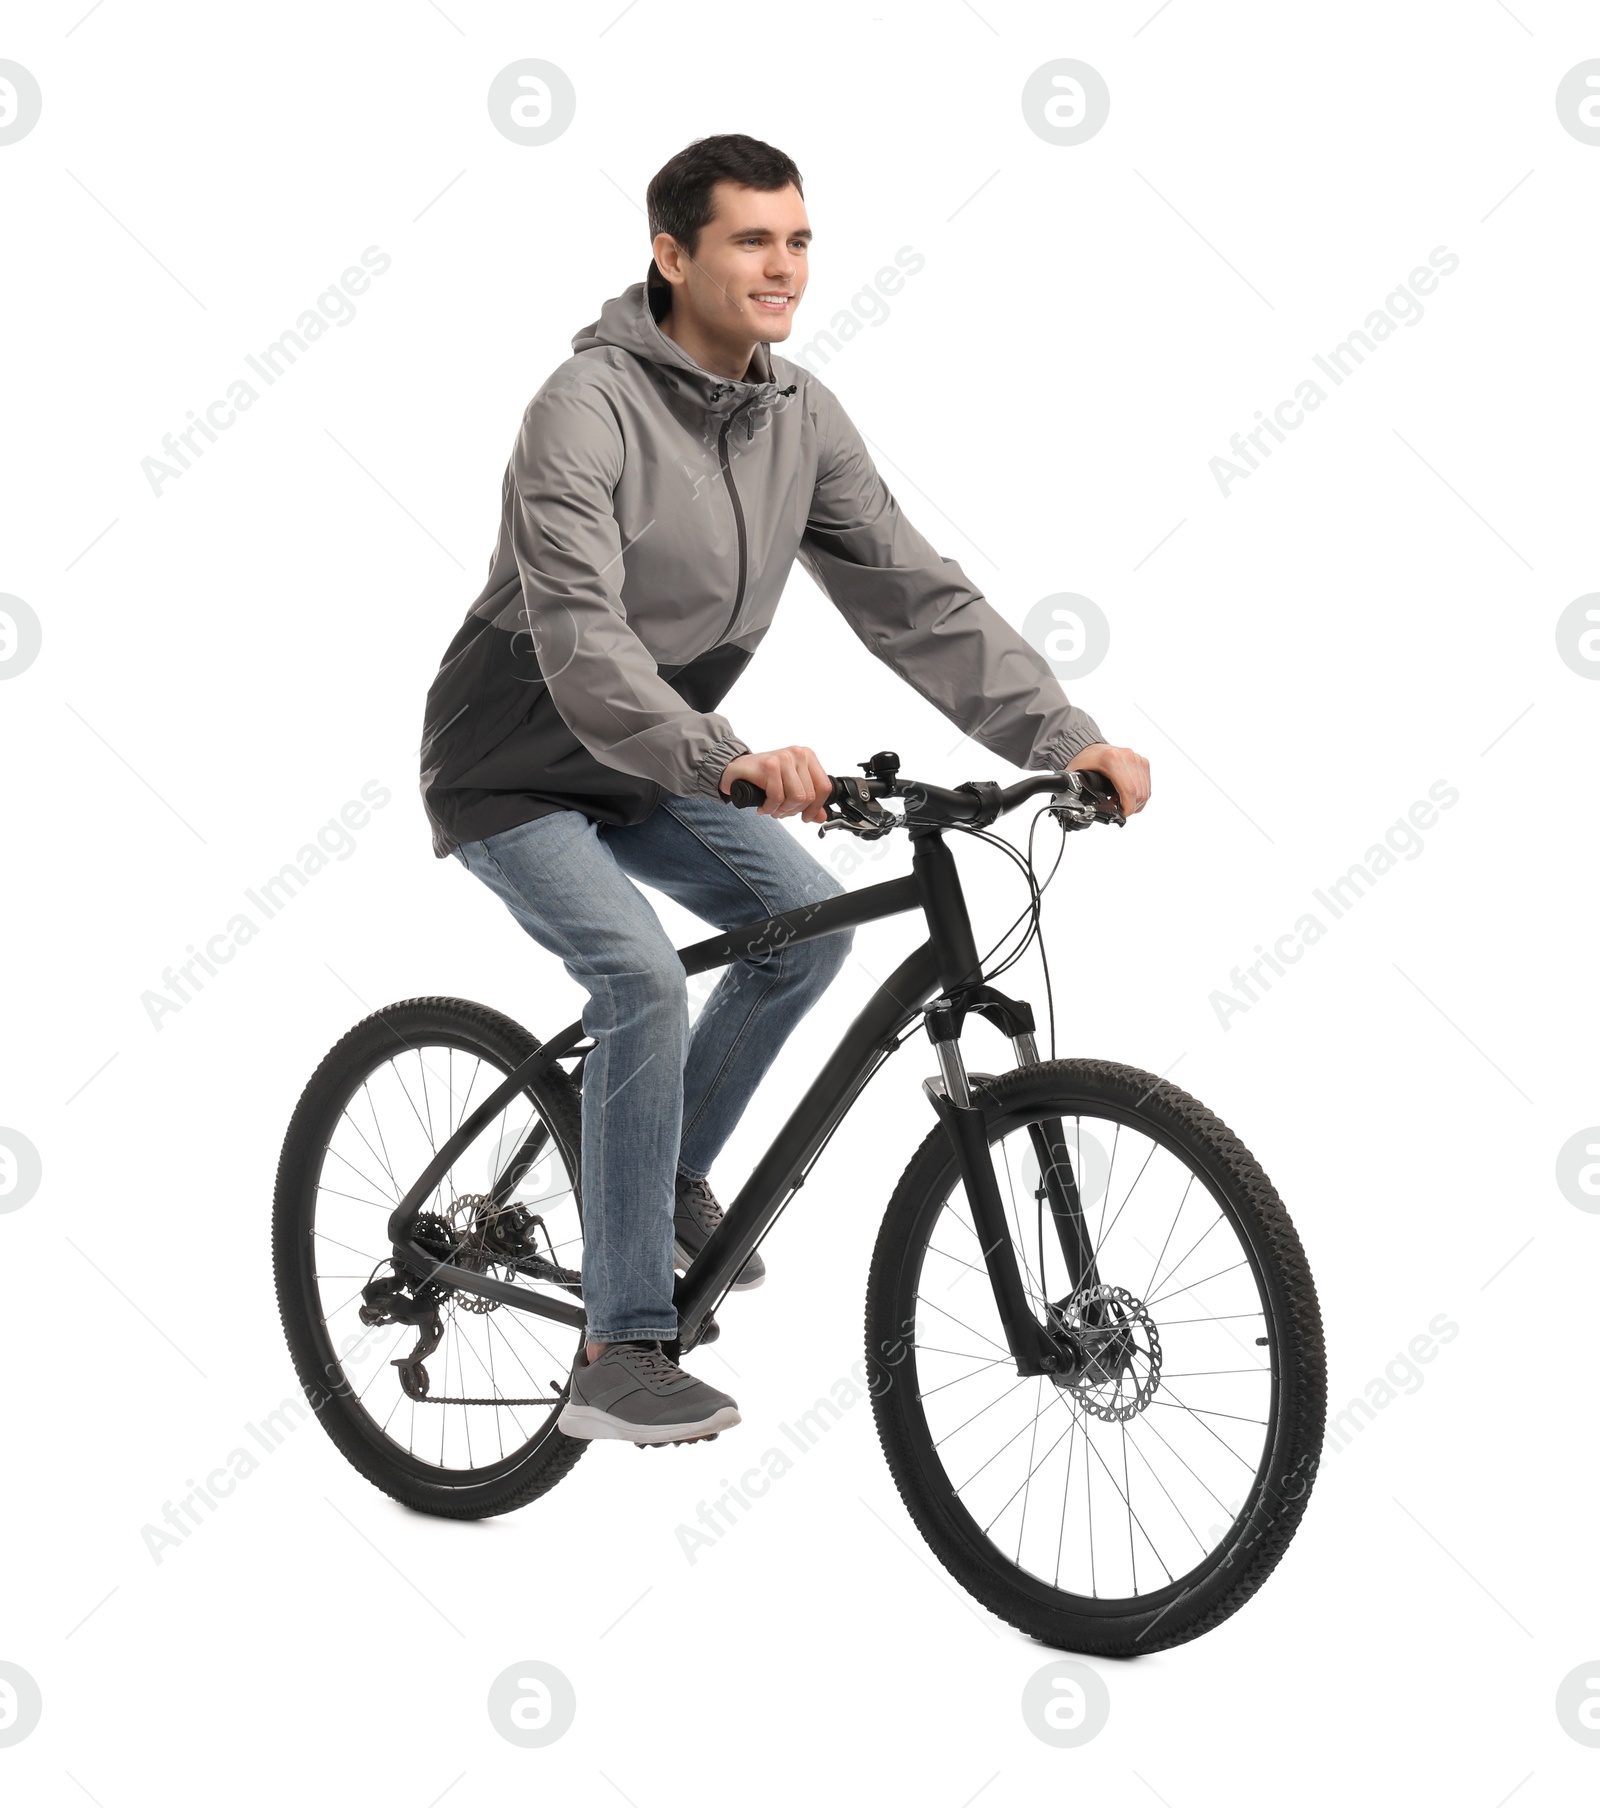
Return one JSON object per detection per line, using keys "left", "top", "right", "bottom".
{"left": 558, "top": 1340, "right": 741, "bottom": 1445}
{"left": 673, "top": 1172, "right": 766, "bottom": 1291}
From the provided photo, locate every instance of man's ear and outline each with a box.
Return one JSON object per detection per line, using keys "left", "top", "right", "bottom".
{"left": 652, "top": 233, "right": 687, "bottom": 287}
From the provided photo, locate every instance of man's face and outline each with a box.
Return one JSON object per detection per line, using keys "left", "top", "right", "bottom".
{"left": 654, "top": 180, "right": 810, "bottom": 346}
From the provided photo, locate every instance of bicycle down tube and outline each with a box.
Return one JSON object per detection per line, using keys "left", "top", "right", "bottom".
{"left": 386, "top": 833, "right": 1082, "bottom": 1377}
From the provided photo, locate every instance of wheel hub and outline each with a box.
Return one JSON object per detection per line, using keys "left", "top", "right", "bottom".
{"left": 441, "top": 1196, "right": 501, "bottom": 1315}
{"left": 1048, "top": 1282, "right": 1162, "bottom": 1421}
{"left": 401, "top": 1196, "right": 569, "bottom": 1314}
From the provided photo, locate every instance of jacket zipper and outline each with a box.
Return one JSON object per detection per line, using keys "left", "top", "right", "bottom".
{"left": 715, "top": 412, "right": 749, "bottom": 643}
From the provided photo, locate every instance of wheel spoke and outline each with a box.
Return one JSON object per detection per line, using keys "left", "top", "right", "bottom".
{"left": 913, "top": 1291, "right": 1012, "bottom": 1359}
{"left": 1144, "top": 1211, "right": 1228, "bottom": 1308}
{"left": 312, "top": 1227, "right": 387, "bottom": 1264}
{"left": 915, "top": 1355, "right": 1011, "bottom": 1400}
{"left": 319, "top": 1147, "right": 398, "bottom": 1206}
{"left": 1094, "top": 1140, "right": 1157, "bottom": 1256}
{"left": 1042, "top": 1388, "right": 1177, "bottom": 1586}
{"left": 1143, "top": 1259, "right": 1251, "bottom": 1310}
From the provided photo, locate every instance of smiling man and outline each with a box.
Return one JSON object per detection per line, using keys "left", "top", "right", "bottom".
{"left": 418, "top": 133, "right": 1149, "bottom": 1447}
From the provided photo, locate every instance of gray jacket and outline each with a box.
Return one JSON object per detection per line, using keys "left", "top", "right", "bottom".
{"left": 419, "top": 266, "right": 1103, "bottom": 856}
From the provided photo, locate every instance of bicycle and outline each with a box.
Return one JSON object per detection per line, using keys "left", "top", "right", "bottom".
{"left": 273, "top": 751, "right": 1326, "bottom": 1655}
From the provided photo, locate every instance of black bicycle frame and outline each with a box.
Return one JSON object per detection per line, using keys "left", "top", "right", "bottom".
{"left": 385, "top": 827, "right": 1092, "bottom": 1378}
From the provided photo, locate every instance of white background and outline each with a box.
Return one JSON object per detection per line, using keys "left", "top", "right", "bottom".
{"left": 2, "top": 0, "right": 1595, "bottom": 1801}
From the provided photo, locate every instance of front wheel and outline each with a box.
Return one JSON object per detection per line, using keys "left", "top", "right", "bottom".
{"left": 865, "top": 1059, "right": 1325, "bottom": 1655}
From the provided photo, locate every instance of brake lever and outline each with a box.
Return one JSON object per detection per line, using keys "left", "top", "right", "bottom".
{"left": 1048, "top": 770, "right": 1126, "bottom": 830}
{"left": 817, "top": 775, "right": 896, "bottom": 840}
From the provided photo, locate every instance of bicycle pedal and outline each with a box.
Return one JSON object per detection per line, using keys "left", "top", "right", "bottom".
{"left": 633, "top": 1431, "right": 719, "bottom": 1449}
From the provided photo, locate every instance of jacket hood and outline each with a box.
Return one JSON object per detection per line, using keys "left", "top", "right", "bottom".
{"left": 572, "top": 264, "right": 796, "bottom": 437}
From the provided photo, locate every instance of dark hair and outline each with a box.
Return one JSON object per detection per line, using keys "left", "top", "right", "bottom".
{"left": 646, "top": 134, "right": 803, "bottom": 259}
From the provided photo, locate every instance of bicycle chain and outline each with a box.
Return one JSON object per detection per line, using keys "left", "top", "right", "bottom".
{"left": 401, "top": 1354, "right": 565, "bottom": 1409}
{"left": 410, "top": 1392, "right": 562, "bottom": 1407}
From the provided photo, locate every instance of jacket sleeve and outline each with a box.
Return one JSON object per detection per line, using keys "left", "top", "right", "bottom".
{"left": 794, "top": 377, "right": 1104, "bottom": 772}
{"left": 505, "top": 380, "right": 750, "bottom": 797}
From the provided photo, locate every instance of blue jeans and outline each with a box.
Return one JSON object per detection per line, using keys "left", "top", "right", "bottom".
{"left": 454, "top": 796, "right": 854, "bottom": 1343}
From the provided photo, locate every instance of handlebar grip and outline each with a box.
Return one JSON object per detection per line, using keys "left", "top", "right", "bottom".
{"left": 727, "top": 776, "right": 851, "bottom": 811}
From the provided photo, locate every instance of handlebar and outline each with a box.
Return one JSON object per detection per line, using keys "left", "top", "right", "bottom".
{"left": 725, "top": 755, "right": 1125, "bottom": 834}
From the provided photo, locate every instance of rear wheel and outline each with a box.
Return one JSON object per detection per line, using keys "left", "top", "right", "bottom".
{"left": 866, "top": 1058, "right": 1325, "bottom": 1654}
{"left": 273, "top": 997, "right": 589, "bottom": 1518}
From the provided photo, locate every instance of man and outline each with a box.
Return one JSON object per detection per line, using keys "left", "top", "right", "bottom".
{"left": 419, "top": 134, "right": 1150, "bottom": 1447}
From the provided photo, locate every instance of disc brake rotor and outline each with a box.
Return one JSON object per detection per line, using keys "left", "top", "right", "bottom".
{"left": 442, "top": 1195, "right": 499, "bottom": 1314}
{"left": 1051, "top": 1282, "right": 1162, "bottom": 1422}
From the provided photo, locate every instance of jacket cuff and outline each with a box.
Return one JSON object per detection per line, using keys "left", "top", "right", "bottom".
{"left": 691, "top": 732, "right": 753, "bottom": 799}
{"left": 1037, "top": 714, "right": 1106, "bottom": 771}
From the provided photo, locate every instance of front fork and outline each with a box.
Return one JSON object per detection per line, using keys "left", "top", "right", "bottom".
{"left": 923, "top": 998, "right": 1096, "bottom": 1380}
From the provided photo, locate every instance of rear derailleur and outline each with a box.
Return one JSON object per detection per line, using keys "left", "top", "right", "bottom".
{"left": 358, "top": 1199, "right": 579, "bottom": 1401}
{"left": 358, "top": 1265, "right": 445, "bottom": 1402}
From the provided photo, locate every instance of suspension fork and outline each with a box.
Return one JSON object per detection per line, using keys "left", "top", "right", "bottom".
{"left": 923, "top": 1005, "right": 1085, "bottom": 1381}
{"left": 958, "top": 999, "right": 1100, "bottom": 1299}
{"left": 1025, "top": 1116, "right": 1101, "bottom": 1297}
{"left": 1007, "top": 1035, "right": 1103, "bottom": 1303}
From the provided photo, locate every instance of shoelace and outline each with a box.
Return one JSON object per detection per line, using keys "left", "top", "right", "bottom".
{"left": 610, "top": 1341, "right": 682, "bottom": 1383}
{"left": 675, "top": 1174, "right": 722, "bottom": 1236}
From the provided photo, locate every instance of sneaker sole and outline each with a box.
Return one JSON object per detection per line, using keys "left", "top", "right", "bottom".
{"left": 557, "top": 1402, "right": 742, "bottom": 1444}
{"left": 672, "top": 1239, "right": 765, "bottom": 1291}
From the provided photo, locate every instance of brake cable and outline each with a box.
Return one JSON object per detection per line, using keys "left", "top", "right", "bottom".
{"left": 952, "top": 805, "right": 1070, "bottom": 1057}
